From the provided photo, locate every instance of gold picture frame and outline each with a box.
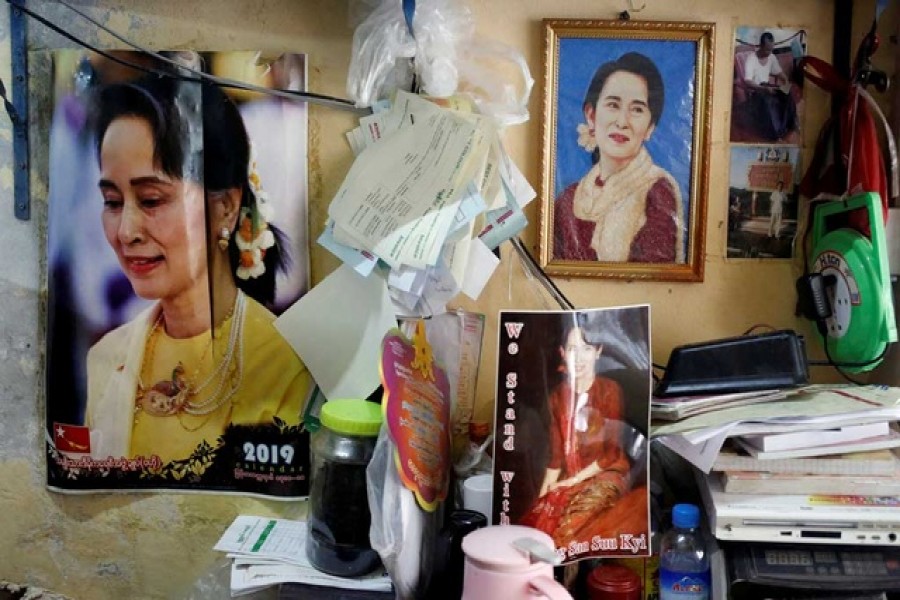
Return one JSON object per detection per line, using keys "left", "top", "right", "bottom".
{"left": 537, "top": 20, "right": 714, "bottom": 282}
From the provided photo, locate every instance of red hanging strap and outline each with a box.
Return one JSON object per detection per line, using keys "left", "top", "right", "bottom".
{"left": 799, "top": 55, "right": 849, "bottom": 94}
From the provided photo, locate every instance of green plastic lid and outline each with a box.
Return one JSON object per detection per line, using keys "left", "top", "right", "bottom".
{"left": 320, "top": 399, "right": 383, "bottom": 437}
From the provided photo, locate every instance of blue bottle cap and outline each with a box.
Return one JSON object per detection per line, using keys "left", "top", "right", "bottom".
{"left": 672, "top": 503, "right": 700, "bottom": 529}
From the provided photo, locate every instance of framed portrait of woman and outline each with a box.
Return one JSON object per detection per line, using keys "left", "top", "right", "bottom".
{"left": 537, "top": 20, "right": 714, "bottom": 282}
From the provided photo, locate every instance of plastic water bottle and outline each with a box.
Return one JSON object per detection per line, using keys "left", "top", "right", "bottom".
{"left": 658, "top": 503, "right": 710, "bottom": 600}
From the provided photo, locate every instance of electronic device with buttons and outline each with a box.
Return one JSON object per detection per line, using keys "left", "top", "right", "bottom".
{"left": 727, "top": 542, "right": 900, "bottom": 599}
{"left": 698, "top": 472, "right": 900, "bottom": 547}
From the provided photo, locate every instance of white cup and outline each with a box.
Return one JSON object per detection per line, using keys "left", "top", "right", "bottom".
{"left": 462, "top": 474, "right": 493, "bottom": 525}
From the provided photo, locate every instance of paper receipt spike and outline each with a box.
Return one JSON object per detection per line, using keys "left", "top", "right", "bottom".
{"left": 511, "top": 537, "right": 563, "bottom": 566}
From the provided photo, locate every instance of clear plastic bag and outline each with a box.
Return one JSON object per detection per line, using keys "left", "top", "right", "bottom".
{"left": 346, "top": 0, "right": 417, "bottom": 108}
{"left": 412, "top": 0, "right": 474, "bottom": 99}
{"left": 347, "top": 0, "right": 532, "bottom": 127}
{"left": 455, "top": 39, "right": 534, "bottom": 127}
{"left": 347, "top": 0, "right": 474, "bottom": 106}
{"left": 366, "top": 429, "right": 439, "bottom": 600}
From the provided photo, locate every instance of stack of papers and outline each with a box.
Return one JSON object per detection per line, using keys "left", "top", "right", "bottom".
{"left": 714, "top": 444, "right": 900, "bottom": 496}
{"left": 651, "top": 389, "right": 786, "bottom": 421}
{"left": 326, "top": 90, "right": 535, "bottom": 315}
{"left": 214, "top": 515, "right": 392, "bottom": 597}
{"left": 275, "top": 91, "right": 535, "bottom": 403}
{"left": 651, "top": 385, "right": 900, "bottom": 473}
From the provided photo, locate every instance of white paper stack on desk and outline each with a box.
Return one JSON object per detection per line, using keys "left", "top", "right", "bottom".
{"left": 651, "top": 385, "right": 900, "bottom": 475}
{"left": 214, "top": 515, "right": 393, "bottom": 597}
{"left": 651, "top": 389, "right": 786, "bottom": 421}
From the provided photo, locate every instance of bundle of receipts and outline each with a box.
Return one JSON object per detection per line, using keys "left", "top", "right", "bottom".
{"left": 322, "top": 90, "right": 536, "bottom": 316}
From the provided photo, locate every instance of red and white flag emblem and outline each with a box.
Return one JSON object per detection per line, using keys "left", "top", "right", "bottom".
{"left": 53, "top": 423, "right": 91, "bottom": 454}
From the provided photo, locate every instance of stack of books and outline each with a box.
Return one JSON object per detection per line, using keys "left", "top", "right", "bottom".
{"left": 711, "top": 422, "right": 900, "bottom": 495}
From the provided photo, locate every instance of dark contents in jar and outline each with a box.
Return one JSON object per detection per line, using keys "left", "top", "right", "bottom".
{"left": 308, "top": 460, "right": 381, "bottom": 576}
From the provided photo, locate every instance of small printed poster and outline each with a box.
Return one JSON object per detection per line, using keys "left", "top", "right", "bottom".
{"left": 494, "top": 307, "right": 651, "bottom": 562}
{"left": 45, "top": 50, "right": 312, "bottom": 496}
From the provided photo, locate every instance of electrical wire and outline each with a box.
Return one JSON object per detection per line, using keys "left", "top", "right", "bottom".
{"left": 509, "top": 237, "right": 574, "bottom": 310}
{"left": 822, "top": 340, "right": 868, "bottom": 385}
{"left": 813, "top": 330, "right": 892, "bottom": 385}
{"left": 809, "top": 341, "right": 890, "bottom": 368}
{"left": 735, "top": 29, "right": 806, "bottom": 48}
{"left": 5, "top": 0, "right": 371, "bottom": 115}
{"left": 741, "top": 323, "right": 777, "bottom": 336}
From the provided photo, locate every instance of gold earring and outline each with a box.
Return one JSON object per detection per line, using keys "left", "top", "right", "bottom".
{"left": 217, "top": 227, "right": 230, "bottom": 251}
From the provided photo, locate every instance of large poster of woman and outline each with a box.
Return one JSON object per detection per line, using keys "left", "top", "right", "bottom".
{"left": 494, "top": 307, "right": 651, "bottom": 562}
{"left": 45, "top": 50, "right": 312, "bottom": 496}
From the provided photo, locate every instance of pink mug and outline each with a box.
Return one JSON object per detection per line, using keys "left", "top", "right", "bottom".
{"left": 460, "top": 525, "right": 573, "bottom": 600}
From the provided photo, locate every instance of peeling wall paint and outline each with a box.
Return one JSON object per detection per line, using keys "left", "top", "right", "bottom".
{"left": 0, "top": 0, "right": 879, "bottom": 597}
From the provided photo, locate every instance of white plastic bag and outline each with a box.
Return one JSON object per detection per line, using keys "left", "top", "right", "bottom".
{"left": 347, "top": 0, "right": 532, "bottom": 128}
{"left": 366, "top": 429, "right": 438, "bottom": 600}
{"left": 456, "top": 39, "right": 534, "bottom": 127}
{"left": 346, "top": 0, "right": 417, "bottom": 108}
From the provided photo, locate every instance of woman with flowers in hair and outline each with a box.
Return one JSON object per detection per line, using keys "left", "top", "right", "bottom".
{"left": 84, "top": 76, "right": 311, "bottom": 464}
{"left": 553, "top": 52, "right": 684, "bottom": 263}
{"left": 519, "top": 323, "right": 633, "bottom": 545}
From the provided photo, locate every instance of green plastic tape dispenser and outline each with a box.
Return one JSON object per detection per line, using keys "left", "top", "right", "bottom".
{"left": 810, "top": 192, "right": 898, "bottom": 372}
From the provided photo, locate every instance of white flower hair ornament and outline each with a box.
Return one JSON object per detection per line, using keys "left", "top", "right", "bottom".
{"left": 576, "top": 122, "right": 597, "bottom": 152}
{"left": 235, "top": 148, "right": 276, "bottom": 281}
{"left": 247, "top": 143, "right": 275, "bottom": 223}
{"left": 235, "top": 207, "right": 275, "bottom": 280}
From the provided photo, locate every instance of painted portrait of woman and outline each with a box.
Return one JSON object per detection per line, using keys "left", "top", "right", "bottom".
{"left": 539, "top": 21, "right": 713, "bottom": 281}
{"left": 553, "top": 52, "right": 684, "bottom": 263}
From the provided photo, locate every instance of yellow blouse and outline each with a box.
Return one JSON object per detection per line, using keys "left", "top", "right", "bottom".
{"left": 129, "top": 297, "right": 310, "bottom": 464}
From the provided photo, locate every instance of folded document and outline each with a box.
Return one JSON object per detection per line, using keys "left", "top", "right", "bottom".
{"left": 214, "top": 515, "right": 392, "bottom": 597}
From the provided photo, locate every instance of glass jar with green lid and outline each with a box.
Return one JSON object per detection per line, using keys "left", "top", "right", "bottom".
{"left": 307, "top": 398, "right": 383, "bottom": 577}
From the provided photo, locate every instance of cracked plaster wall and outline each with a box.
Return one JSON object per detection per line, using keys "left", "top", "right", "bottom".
{"left": 0, "top": 0, "right": 880, "bottom": 598}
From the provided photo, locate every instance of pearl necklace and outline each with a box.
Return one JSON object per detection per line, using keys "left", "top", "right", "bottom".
{"left": 136, "top": 291, "right": 246, "bottom": 419}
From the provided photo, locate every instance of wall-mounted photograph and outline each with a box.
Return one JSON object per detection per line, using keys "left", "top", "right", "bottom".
{"left": 727, "top": 145, "right": 801, "bottom": 259}
{"left": 730, "top": 26, "right": 807, "bottom": 144}
{"left": 537, "top": 20, "right": 714, "bottom": 282}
